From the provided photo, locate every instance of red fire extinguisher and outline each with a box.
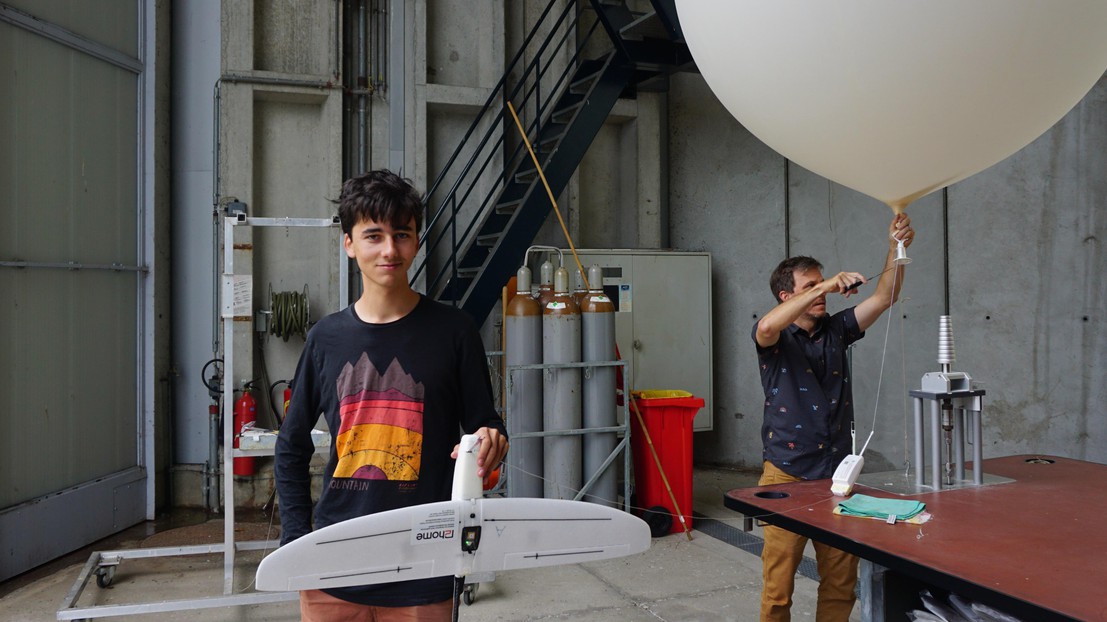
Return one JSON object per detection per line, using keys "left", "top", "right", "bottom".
{"left": 270, "top": 380, "right": 292, "bottom": 426}
{"left": 233, "top": 382, "right": 257, "bottom": 476}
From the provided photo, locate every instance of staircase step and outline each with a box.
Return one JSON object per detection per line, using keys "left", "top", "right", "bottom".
{"left": 551, "top": 102, "right": 583, "bottom": 125}
{"left": 537, "top": 131, "right": 565, "bottom": 151}
{"left": 476, "top": 232, "right": 500, "bottom": 247}
{"left": 496, "top": 196, "right": 525, "bottom": 214}
{"left": 620, "top": 10, "right": 669, "bottom": 41}
{"left": 515, "top": 168, "right": 538, "bottom": 184}
{"left": 439, "top": 276, "right": 473, "bottom": 303}
{"left": 570, "top": 70, "right": 603, "bottom": 95}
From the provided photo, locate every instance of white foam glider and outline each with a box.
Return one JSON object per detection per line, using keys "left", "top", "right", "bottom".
{"left": 255, "top": 434, "right": 651, "bottom": 592}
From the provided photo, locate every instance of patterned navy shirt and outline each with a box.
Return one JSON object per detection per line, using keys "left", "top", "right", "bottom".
{"left": 751, "top": 308, "right": 865, "bottom": 480}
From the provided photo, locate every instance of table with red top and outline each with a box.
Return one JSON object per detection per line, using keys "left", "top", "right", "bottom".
{"left": 723, "top": 455, "right": 1107, "bottom": 622}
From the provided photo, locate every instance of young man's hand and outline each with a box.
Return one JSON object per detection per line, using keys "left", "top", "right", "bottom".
{"left": 452, "top": 428, "right": 508, "bottom": 480}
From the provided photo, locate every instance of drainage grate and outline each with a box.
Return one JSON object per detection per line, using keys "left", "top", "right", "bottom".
{"left": 693, "top": 513, "right": 821, "bottom": 582}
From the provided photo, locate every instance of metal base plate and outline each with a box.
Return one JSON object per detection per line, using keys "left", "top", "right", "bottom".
{"left": 856, "top": 469, "right": 1014, "bottom": 496}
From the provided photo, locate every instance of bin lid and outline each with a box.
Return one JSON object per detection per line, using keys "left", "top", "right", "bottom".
{"left": 631, "top": 390, "right": 705, "bottom": 411}
{"left": 633, "top": 390, "right": 693, "bottom": 399}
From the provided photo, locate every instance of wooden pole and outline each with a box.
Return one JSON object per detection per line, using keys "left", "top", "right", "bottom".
{"left": 505, "top": 101, "right": 591, "bottom": 290}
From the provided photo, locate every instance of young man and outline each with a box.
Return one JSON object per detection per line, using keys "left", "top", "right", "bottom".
{"left": 275, "top": 169, "right": 508, "bottom": 621}
{"left": 752, "top": 213, "right": 914, "bottom": 622}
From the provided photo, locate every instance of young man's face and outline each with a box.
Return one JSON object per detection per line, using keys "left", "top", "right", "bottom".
{"left": 343, "top": 216, "right": 419, "bottom": 293}
{"left": 788, "top": 267, "right": 827, "bottom": 320}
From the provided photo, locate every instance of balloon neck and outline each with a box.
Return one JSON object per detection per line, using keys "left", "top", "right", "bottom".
{"left": 894, "top": 238, "right": 912, "bottom": 266}
{"left": 887, "top": 202, "right": 907, "bottom": 215}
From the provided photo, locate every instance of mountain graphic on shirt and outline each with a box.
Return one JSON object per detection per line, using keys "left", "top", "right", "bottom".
{"left": 332, "top": 354, "right": 425, "bottom": 481}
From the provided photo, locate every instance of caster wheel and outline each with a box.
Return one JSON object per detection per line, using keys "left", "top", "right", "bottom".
{"left": 95, "top": 565, "right": 116, "bottom": 588}
{"left": 463, "top": 583, "right": 477, "bottom": 606}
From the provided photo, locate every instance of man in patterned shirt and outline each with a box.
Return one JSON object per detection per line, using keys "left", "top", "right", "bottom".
{"left": 751, "top": 213, "right": 914, "bottom": 622}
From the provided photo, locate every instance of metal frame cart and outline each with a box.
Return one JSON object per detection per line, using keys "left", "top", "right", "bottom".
{"left": 461, "top": 358, "right": 631, "bottom": 605}
{"left": 57, "top": 215, "right": 345, "bottom": 620}
{"left": 504, "top": 359, "right": 633, "bottom": 508}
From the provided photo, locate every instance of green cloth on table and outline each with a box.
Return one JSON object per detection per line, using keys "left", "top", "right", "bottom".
{"left": 837, "top": 494, "right": 925, "bottom": 521}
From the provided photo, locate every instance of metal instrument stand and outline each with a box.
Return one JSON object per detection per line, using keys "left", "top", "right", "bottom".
{"left": 218, "top": 215, "right": 347, "bottom": 593}
{"left": 909, "top": 388, "right": 986, "bottom": 490}
{"left": 57, "top": 215, "right": 345, "bottom": 620}
{"left": 857, "top": 315, "right": 1011, "bottom": 496}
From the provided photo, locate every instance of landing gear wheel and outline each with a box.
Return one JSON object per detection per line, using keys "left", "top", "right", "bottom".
{"left": 95, "top": 565, "right": 116, "bottom": 588}
{"left": 463, "top": 582, "right": 477, "bottom": 605}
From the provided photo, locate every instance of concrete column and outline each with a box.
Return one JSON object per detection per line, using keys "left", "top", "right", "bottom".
{"left": 390, "top": 0, "right": 406, "bottom": 174}
{"left": 636, "top": 91, "right": 667, "bottom": 248}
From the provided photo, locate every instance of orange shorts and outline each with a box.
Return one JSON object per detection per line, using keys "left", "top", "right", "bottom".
{"left": 299, "top": 589, "right": 452, "bottom": 622}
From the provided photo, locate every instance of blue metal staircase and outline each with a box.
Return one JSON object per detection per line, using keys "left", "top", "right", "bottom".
{"left": 413, "top": 0, "right": 690, "bottom": 325}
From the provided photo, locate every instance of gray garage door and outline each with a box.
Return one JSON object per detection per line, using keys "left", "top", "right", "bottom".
{"left": 0, "top": 0, "right": 149, "bottom": 581}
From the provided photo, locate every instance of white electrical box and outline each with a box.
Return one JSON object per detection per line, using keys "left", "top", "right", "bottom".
{"left": 569, "top": 249, "right": 713, "bottom": 431}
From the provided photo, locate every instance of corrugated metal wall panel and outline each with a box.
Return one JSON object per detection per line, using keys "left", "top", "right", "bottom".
{"left": 0, "top": 1, "right": 145, "bottom": 581}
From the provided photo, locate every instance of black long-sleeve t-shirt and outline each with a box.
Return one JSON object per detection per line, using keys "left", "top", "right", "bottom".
{"left": 275, "top": 296, "right": 505, "bottom": 606}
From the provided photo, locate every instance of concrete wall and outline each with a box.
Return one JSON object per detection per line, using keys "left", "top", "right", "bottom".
{"left": 170, "top": 2, "right": 1107, "bottom": 507}
{"left": 171, "top": 0, "right": 343, "bottom": 508}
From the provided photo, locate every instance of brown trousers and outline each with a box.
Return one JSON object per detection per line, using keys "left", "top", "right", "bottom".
{"left": 758, "top": 461, "right": 859, "bottom": 622}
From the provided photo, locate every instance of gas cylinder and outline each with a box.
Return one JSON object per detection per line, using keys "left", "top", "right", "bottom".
{"left": 580, "top": 265, "right": 618, "bottom": 507}
{"left": 536, "top": 260, "right": 555, "bottom": 307}
{"left": 505, "top": 266, "right": 544, "bottom": 498}
{"left": 571, "top": 266, "right": 588, "bottom": 307}
{"left": 233, "top": 383, "right": 257, "bottom": 476}
{"left": 542, "top": 266, "right": 581, "bottom": 499}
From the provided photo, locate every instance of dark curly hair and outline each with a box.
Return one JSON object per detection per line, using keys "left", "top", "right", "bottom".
{"left": 336, "top": 170, "right": 424, "bottom": 237}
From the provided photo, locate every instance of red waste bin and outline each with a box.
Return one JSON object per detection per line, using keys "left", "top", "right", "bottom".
{"left": 630, "top": 390, "right": 704, "bottom": 535}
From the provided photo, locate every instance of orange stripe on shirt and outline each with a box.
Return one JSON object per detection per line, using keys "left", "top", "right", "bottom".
{"left": 337, "top": 399, "right": 424, "bottom": 435}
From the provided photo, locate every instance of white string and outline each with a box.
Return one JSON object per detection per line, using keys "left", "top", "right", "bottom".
{"left": 900, "top": 294, "right": 912, "bottom": 476}
{"left": 501, "top": 462, "right": 842, "bottom": 528}
{"left": 858, "top": 255, "right": 901, "bottom": 458}
{"left": 237, "top": 505, "right": 282, "bottom": 593}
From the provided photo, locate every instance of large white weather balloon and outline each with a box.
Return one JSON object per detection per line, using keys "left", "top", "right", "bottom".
{"left": 676, "top": 1, "right": 1107, "bottom": 212}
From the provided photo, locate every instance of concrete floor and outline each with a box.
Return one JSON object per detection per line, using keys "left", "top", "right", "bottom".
{"left": 0, "top": 468, "right": 857, "bottom": 621}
